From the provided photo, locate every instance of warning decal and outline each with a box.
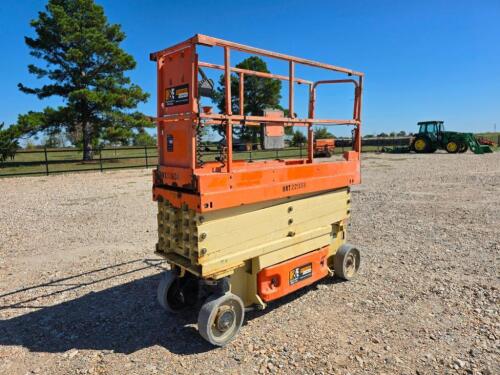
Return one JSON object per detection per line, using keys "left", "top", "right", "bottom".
{"left": 289, "top": 263, "right": 313, "bottom": 285}
{"left": 165, "top": 84, "right": 189, "bottom": 107}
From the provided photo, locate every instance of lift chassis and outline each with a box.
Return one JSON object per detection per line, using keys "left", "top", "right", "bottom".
{"left": 150, "top": 34, "right": 364, "bottom": 346}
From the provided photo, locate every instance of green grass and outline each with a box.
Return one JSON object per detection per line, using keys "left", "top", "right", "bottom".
{"left": 0, "top": 147, "right": 159, "bottom": 177}
{"left": 1, "top": 145, "right": 385, "bottom": 178}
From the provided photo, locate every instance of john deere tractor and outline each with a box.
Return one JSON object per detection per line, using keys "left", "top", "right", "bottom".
{"left": 411, "top": 121, "right": 492, "bottom": 154}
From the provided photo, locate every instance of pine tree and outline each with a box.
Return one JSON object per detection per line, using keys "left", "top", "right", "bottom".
{"left": 17, "top": 0, "right": 150, "bottom": 160}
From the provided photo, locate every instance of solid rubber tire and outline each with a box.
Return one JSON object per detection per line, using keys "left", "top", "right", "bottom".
{"left": 157, "top": 270, "right": 198, "bottom": 313}
{"left": 334, "top": 244, "right": 361, "bottom": 281}
{"left": 198, "top": 293, "right": 244, "bottom": 347}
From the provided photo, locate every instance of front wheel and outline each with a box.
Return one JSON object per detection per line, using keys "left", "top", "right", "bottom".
{"left": 334, "top": 244, "right": 361, "bottom": 280}
{"left": 198, "top": 293, "right": 245, "bottom": 346}
{"left": 445, "top": 141, "right": 459, "bottom": 153}
{"left": 458, "top": 143, "right": 468, "bottom": 153}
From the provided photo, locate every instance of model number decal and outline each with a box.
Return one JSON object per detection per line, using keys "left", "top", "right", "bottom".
{"left": 282, "top": 182, "right": 306, "bottom": 192}
{"left": 289, "top": 263, "right": 312, "bottom": 285}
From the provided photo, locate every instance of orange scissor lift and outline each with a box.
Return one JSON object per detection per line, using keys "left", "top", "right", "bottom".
{"left": 150, "top": 35, "right": 364, "bottom": 346}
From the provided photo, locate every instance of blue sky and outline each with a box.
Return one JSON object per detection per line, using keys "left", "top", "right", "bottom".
{"left": 0, "top": 0, "right": 499, "bottom": 136}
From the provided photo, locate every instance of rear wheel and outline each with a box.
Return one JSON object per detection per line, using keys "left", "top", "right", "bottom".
{"left": 413, "top": 137, "right": 429, "bottom": 153}
{"left": 458, "top": 143, "right": 468, "bottom": 153}
{"left": 445, "top": 141, "right": 459, "bottom": 153}
{"left": 198, "top": 293, "right": 245, "bottom": 346}
{"left": 334, "top": 244, "right": 361, "bottom": 280}
{"left": 157, "top": 270, "right": 199, "bottom": 313}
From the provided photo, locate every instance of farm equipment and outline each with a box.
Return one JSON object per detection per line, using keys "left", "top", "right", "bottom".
{"left": 313, "top": 138, "right": 335, "bottom": 157}
{"left": 411, "top": 121, "right": 492, "bottom": 154}
{"left": 476, "top": 136, "right": 497, "bottom": 147}
{"left": 150, "top": 34, "right": 363, "bottom": 346}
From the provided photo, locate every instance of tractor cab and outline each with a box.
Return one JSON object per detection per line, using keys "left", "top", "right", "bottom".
{"left": 418, "top": 121, "right": 444, "bottom": 136}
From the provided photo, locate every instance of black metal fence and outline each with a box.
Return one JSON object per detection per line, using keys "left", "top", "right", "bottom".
{"left": 0, "top": 137, "right": 415, "bottom": 178}
{"left": 0, "top": 146, "right": 158, "bottom": 178}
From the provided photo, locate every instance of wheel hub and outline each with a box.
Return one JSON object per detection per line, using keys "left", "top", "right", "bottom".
{"left": 216, "top": 307, "right": 235, "bottom": 332}
{"left": 415, "top": 139, "right": 426, "bottom": 151}
{"left": 345, "top": 253, "right": 356, "bottom": 278}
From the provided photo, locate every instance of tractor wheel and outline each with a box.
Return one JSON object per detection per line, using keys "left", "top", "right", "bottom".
{"left": 445, "top": 141, "right": 459, "bottom": 153}
{"left": 198, "top": 292, "right": 245, "bottom": 346}
{"left": 413, "top": 137, "right": 429, "bottom": 153}
{"left": 157, "top": 270, "right": 199, "bottom": 313}
{"left": 458, "top": 143, "right": 468, "bottom": 153}
{"left": 334, "top": 244, "right": 361, "bottom": 280}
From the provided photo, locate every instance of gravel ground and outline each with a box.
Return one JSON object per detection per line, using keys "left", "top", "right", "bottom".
{"left": 0, "top": 152, "right": 498, "bottom": 375}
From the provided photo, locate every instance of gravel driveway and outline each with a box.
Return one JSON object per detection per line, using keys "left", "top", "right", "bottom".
{"left": 0, "top": 152, "right": 498, "bottom": 375}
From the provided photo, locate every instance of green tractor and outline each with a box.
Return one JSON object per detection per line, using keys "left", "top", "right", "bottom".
{"left": 411, "top": 121, "right": 493, "bottom": 154}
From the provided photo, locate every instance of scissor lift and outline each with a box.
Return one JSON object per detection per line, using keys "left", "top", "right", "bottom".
{"left": 150, "top": 34, "right": 364, "bottom": 346}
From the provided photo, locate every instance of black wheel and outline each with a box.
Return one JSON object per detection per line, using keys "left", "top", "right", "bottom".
{"left": 198, "top": 292, "right": 244, "bottom": 346}
{"left": 445, "top": 140, "right": 459, "bottom": 153}
{"left": 157, "top": 270, "right": 199, "bottom": 313}
{"left": 334, "top": 244, "right": 361, "bottom": 280}
{"left": 458, "top": 143, "right": 468, "bottom": 153}
{"left": 413, "top": 137, "right": 430, "bottom": 153}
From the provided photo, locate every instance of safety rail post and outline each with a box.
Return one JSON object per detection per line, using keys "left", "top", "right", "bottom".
{"left": 43, "top": 147, "right": 49, "bottom": 176}
{"left": 144, "top": 146, "right": 149, "bottom": 168}
{"left": 239, "top": 72, "right": 244, "bottom": 116}
{"left": 99, "top": 149, "right": 103, "bottom": 172}
{"left": 289, "top": 61, "right": 294, "bottom": 118}
{"left": 307, "top": 125, "right": 313, "bottom": 162}
{"left": 224, "top": 46, "right": 232, "bottom": 172}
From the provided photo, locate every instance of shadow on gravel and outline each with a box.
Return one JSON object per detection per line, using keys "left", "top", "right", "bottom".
{"left": 0, "top": 261, "right": 346, "bottom": 355}
{"left": 0, "top": 260, "right": 213, "bottom": 355}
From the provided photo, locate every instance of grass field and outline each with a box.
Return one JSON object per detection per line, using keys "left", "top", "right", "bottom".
{"left": 1, "top": 145, "right": 386, "bottom": 177}
{"left": 0, "top": 147, "right": 159, "bottom": 176}
{"left": 4, "top": 140, "right": 494, "bottom": 178}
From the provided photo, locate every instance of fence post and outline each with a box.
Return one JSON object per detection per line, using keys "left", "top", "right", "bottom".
{"left": 44, "top": 147, "right": 49, "bottom": 176}
{"left": 144, "top": 146, "right": 149, "bottom": 168}
{"left": 299, "top": 143, "right": 303, "bottom": 158}
{"left": 99, "top": 149, "right": 103, "bottom": 172}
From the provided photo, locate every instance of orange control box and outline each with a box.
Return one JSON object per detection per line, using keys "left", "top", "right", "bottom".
{"left": 257, "top": 246, "right": 330, "bottom": 302}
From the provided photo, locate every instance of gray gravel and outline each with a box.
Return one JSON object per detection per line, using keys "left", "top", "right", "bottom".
{"left": 0, "top": 152, "right": 499, "bottom": 375}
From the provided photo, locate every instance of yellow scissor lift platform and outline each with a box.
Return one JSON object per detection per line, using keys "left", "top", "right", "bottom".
{"left": 151, "top": 35, "right": 364, "bottom": 346}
